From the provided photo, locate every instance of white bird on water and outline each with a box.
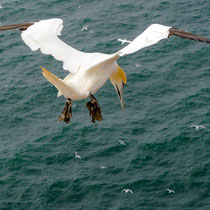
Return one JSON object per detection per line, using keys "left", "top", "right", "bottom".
{"left": 0, "top": 18, "right": 210, "bottom": 124}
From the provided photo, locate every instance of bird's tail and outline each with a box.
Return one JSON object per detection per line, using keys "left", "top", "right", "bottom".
{"left": 109, "top": 65, "right": 127, "bottom": 110}
{"left": 40, "top": 66, "right": 71, "bottom": 97}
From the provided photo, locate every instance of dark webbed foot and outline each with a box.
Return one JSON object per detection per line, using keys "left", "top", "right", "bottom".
{"left": 86, "top": 94, "right": 102, "bottom": 123}
{"left": 58, "top": 98, "right": 72, "bottom": 124}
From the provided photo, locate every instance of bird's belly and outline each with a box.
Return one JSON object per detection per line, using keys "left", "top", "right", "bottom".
{"left": 84, "top": 70, "right": 114, "bottom": 92}
{"left": 72, "top": 67, "right": 115, "bottom": 99}
{"left": 87, "top": 77, "right": 108, "bottom": 93}
{"left": 65, "top": 79, "right": 105, "bottom": 101}
{"left": 74, "top": 77, "right": 108, "bottom": 98}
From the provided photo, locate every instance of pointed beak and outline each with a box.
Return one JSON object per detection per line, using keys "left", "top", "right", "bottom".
{"left": 116, "top": 82, "right": 125, "bottom": 111}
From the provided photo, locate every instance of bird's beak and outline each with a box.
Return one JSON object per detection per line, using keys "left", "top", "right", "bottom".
{"left": 116, "top": 82, "right": 125, "bottom": 111}
{"left": 109, "top": 65, "right": 127, "bottom": 111}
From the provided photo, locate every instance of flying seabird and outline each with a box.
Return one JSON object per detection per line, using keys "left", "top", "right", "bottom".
{"left": 122, "top": 188, "right": 133, "bottom": 194}
{"left": 75, "top": 151, "right": 81, "bottom": 159}
{"left": 81, "top": 25, "right": 89, "bottom": 31}
{"left": 0, "top": 18, "right": 210, "bottom": 124}
{"left": 119, "top": 140, "right": 126, "bottom": 145}
{"left": 117, "top": 38, "right": 132, "bottom": 45}
{"left": 166, "top": 189, "right": 175, "bottom": 193}
{"left": 190, "top": 125, "right": 205, "bottom": 130}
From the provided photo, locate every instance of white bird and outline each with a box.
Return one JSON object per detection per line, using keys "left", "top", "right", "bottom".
{"left": 117, "top": 38, "right": 132, "bottom": 45}
{"left": 166, "top": 189, "right": 175, "bottom": 193}
{"left": 119, "top": 140, "right": 126, "bottom": 145}
{"left": 75, "top": 151, "right": 81, "bottom": 159}
{"left": 122, "top": 189, "right": 133, "bottom": 194}
{"left": 99, "top": 166, "right": 106, "bottom": 169}
{"left": 190, "top": 125, "right": 205, "bottom": 130}
{"left": 81, "top": 25, "right": 89, "bottom": 31}
{"left": 135, "top": 64, "right": 141, "bottom": 68}
{"left": 0, "top": 18, "right": 210, "bottom": 124}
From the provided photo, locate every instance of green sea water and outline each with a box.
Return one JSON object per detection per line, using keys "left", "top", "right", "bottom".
{"left": 0, "top": 0, "right": 210, "bottom": 209}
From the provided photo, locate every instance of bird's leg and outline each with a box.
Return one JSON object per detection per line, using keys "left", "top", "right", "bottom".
{"left": 86, "top": 94, "right": 102, "bottom": 123}
{"left": 58, "top": 98, "right": 72, "bottom": 124}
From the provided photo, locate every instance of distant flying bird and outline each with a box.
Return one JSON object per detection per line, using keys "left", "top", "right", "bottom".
{"left": 122, "top": 189, "right": 133, "bottom": 194}
{"left": 135, "top": 64, "right": 141, "bottom": 68}
{"left": 166, "top": 189, "right": 175, "bottom": 193}
{"left": 117, "top": 38, "right": 132, "bottom": 45}
{"left": 81, "top": 25, "right": 89, "bottom": 31}
{"left": 190, "top": 125, "right": 205, "bottom": 130}
{"left": 0, "top": 18, "right": 210, "bottom": 124}
{"left": 119, "top": 140, "right": 126, "bottom": 145}
{"left": 75, "top": 151, "right": 81, "bottom": 159}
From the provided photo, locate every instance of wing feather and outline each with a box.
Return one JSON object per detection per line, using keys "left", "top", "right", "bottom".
{"left": 21, "top": 18, "right": 87, "bottom": 73}
{"left": 118, "top": 24, "right": 210, "bottom": 56}
{"left": 118, "top": 24, "right": 171, "bottom": 56}
{"left": 20, "top": 20, "right": 210, "bottom": 75}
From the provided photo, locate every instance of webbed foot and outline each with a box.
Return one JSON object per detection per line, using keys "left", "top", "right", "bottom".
{"left": 58, "top": 98, "right": 72, "bottom": 124}
{"left": 86, "top": 95, "right": 102, "bottom": 123}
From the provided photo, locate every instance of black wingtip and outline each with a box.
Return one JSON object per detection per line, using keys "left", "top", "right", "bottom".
{"left": 169, "top": 28, "right": 210, "bottom": 43}
{"left": 0, "top": 22, "right": 34, "bottom": 31}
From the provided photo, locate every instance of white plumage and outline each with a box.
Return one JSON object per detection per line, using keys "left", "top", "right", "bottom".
{"left": 20, "top": 18, "right": 172, "bottom": 101}
{"left": 21, "top": 19, "right": 171, "bottom": 73}
{"left": 1, "top": 18, "right": 209, "bottom": 123}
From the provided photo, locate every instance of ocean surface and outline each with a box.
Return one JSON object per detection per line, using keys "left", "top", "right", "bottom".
{"left": 0, "top": 0, "right": 210, "bottom": 209}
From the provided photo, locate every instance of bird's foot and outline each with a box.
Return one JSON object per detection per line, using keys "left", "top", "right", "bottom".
{"left": 86, "top": 95, "right": 102, "bottom": 123}
{"left": 58, "top": 98, "right": 72, "bottom": 124}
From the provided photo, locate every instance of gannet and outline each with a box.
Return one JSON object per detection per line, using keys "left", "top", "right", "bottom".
{"left": 117, "top": 38, "right": 132, "bottom": 45}
{"left": 74, "top": 151, "right": 81, "bottom": 159}
{"left": 119, "top": 140, "right": 126, "bottom": 145}
{"left": 122, "top": 189, "right": 133, "bottom": 194}
{"left": 0, "top": 18, "right": 210, "bottom": 124}
{"left": 190, "top": 125, "right": 205, "bottom": 130}
{"left": 81, "top": 25, "right": 89, "bottom": 31}
{"left": 166, "top": 189, "right": 175, "bottom": 193}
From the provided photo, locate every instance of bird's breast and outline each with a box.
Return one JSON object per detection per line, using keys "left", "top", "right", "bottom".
{"left": 70, "top": 63, "right": 117, "bottom": 98}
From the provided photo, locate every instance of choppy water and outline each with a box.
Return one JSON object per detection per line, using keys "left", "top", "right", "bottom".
{"left": 0, "top": 0, "right": 210, "bottom": 209}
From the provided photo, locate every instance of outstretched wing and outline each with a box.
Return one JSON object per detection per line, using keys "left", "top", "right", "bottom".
{"left": 21, "top": 18, "right": 87, "bottom": 73}
{"left": 1, "top": 21, "right": 209, "bottom": 73}
{"left": 118, "top": 24, "right": 210, "bottom": 56}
